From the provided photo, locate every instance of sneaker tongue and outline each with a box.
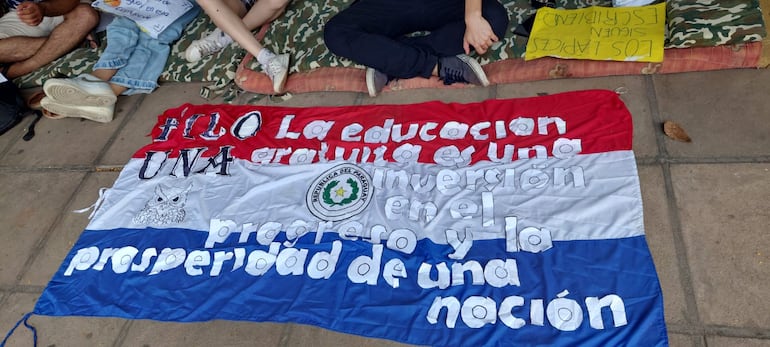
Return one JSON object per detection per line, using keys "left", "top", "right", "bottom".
{"left": 218, "top": 32, "right": 233, "bottom": 45}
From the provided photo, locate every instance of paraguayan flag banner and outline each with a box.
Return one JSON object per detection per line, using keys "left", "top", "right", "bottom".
{"left": 35, "top": 90, "right": 668, "bottom": 346}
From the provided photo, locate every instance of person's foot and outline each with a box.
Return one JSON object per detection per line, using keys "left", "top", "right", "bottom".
{"left": 43, "top": 74, "right": 117, "bottom": 107}
{"left": 365, "top": 68, "right": 390, "bottom": 97}
{"left": 184, "top": 28, "right": 234, "bottom": 62}
{"left": 40, "top": 96, "right": 114, "bottom": 123}
{"left": 82, "top": 31, "right": 101, "bottom": 49}
{"left": 26, "top": 91, "right": 45, "bottom": 111}
{"left": 262, "top": 53, "right": 290, "bottom": 94}
{"left": 437, "top": 54, "right": 490, "bottom": 87}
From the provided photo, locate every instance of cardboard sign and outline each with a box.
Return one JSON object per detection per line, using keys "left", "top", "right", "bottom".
{"left": 92, "top": 0, "right": 193, "bottom": 38}
{"left": 525, "top": 3, "right": 666, "bottom": 62}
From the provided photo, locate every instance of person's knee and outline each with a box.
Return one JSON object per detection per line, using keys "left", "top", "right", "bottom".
{"left": 323, "top": 17, "right": 348, "bottom": 56}
{"left": 66, "top": 4, "right": 100, "bottom": 28}
{"left": 261, "top": 0, "right": 290, "bottom": 13}
{"left": 196, "top": 0, "right": 224, "bottom": 10}
{"left": 484, "top": 1, "right": 510, "bottom": 38}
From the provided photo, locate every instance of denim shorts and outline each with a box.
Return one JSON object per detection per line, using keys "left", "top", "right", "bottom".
{"left": 93, "top": 4, "right": 200, "bottom": 95}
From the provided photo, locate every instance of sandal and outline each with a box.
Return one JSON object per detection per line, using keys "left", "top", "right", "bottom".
{"left": 81, "top": 29, "right": 101, "bottom": 49}
{"left": 42, "top": 108, "right": 65, "bottom": 120}
{"left": 26, "top": 91, "right": 45, "bottom": 111}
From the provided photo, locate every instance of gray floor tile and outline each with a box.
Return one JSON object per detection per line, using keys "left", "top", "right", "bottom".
{"left": 653, "top": 69, "right": 770, "bottom": 158}
{"left": 1, "top": 88, "right": 45, "bottom": 156}
{"left": 497, "top": 75, "right": 659, "bottom": 158}
{"left": 20, "top": 172, "right": 120, "bottom": 286}
{"left": 31, "top": 316, "right": 126, "bottom": 347}
{"left": 639, "top": 164, "right": 688, "bottom": 324}
{"left": 707, "top": 336, "right": 770, "bottom": 347}
{"left": 284, "top": 324, "right": 420, "bottom": 347}
{"left": 0, "top": 117, "right": 27, "bottom": 156}
{"left": 0, "top": 171, "right": 85, "bottom": 286}
{"left": 668, "top": 333, "right": 699, "bottom": 347}
{"left": 0, "top": 96, "right": 141, "bottom": 168}
{"left": 122, "top": 320, "right": 286, "bottom": 347}
{"left": 99, "top": 83, "right": 224, "bottom": 166}
{"left": 0, "top": 292, "right": 124, "bottom": 347}
{"left": 671, "top": 163, "right": 770, "bottom": 327}
{"left": 267, "top": 91, "right": 361, "bottom": 107}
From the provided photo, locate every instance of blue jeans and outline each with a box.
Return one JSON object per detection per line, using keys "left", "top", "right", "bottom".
{"left": 93, "top": 5, "right": 200, "bottom": 95}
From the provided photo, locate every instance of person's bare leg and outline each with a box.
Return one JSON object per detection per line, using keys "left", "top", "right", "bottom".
{"left": 240, "top": 0, "right": 288, "bottom": 30}
{"left": 5, "top": 4, "right": 98, "bottom": 78}
{"left": 0, "top": 36, "right": 46, "bottom": 63}
{"left": 91, "top": 69, "right": 127, "bottom": 96}
{"left": 197, "top": 0, "right": 288, "bottom": 57}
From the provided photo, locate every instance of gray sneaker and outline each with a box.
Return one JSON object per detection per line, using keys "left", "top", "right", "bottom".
{"left": 438, "top": 54, "right": 490, "bottom": 87}
{"left": 262, "top": 53, "right": 290, "bottom": 94}
{"left": 365, "top": 68, "right": 390, "bottom": 97}
{"left": 184, "top": 28, "right": 234, "bottom": 62}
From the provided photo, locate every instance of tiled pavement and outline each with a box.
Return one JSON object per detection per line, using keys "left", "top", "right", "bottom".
{"left": 1, "top": 69, "right": 769, "bottom": 347}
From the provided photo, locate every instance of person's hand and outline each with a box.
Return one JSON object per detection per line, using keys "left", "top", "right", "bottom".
{"left": 16, "top": 2, "right": 45, "bottom": 26}
{"left": 463, "top": 14, "right": 498, "bottom": 55}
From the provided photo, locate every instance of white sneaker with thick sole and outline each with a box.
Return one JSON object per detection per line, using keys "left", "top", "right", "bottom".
{"left": 43, "top": 74, "right": 116, "bottom": 107}
{"left": 40, "top": 96, "right": 114, "bottom": 123}
{"left": 184, "top": 28, "right": 234, "bottom": 62}
{"left": 262, "top": 53, "right": 289, "bottom": 94}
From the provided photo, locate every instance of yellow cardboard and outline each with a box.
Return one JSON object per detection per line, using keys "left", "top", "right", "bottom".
{"left": 524, "top": 3, "right": 666, "bottom": 62}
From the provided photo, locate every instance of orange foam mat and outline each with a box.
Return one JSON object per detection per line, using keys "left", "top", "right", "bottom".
{"left": 235, "top": 42, "right": 763, "bottom": 95}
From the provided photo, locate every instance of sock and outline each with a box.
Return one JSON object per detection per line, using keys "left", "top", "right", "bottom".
{"left": 257, "top": 49, "right": 277, "bottom": 66}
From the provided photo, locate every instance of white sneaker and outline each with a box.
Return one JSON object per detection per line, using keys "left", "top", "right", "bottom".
{"left": 40, "top": 96, "right": 114, "bottom": 123}
{"left": 365, "top": 68, "right": 389, "bottom": 97}
{"left": 43, "top": 74, "right": 116, "bottom": 107}
{"left": 184, "top": 28, "right": 233, "bottom": 62}
{"left": 262, "top": 53, "right": 289, "bottom": 94}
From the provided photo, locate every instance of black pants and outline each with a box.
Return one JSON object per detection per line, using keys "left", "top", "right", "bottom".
{"left": 323, "top": 0, "right": 510, "bottom": 79}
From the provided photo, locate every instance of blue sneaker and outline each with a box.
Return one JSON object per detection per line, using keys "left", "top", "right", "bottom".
{"left": 438, "top": 54, "right": 490, "bottom": 87}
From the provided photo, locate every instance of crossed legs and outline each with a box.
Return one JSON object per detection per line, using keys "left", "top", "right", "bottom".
{"left": 196, "top": 0, "right": 288, "bottom": 58}
{"left": 0, "top": 4, "right": 98, "bottom": 79}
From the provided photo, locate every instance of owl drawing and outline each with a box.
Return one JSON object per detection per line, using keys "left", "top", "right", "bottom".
{"left": 133, "top": 184, "right": 192, "bottom": 225}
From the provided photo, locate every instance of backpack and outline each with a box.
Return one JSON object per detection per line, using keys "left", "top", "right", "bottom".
{"left": 0, "top": 79, "right": 41, "bottom": 139}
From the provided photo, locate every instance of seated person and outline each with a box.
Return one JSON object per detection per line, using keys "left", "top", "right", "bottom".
{"left": 184, "top": 0, "right": 291, "bottom": 94}
{"left": 324, "top": 0, "right": 509, "bottom": 97}
{"left": 38, "top": 0, "right": 201, "bottom": 123}
{"left": 0, "top": 0, "right": 98, "bottom": 79}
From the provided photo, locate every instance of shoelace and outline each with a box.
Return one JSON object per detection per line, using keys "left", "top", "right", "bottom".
{"left": 263, "top": 57, "right": 285, "bottom": 79}
{"left": 440, "top": 67, "right": 466, "bottom": 85}
{"left": 194, "top": 35, "right": 227, "bottom": 55}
